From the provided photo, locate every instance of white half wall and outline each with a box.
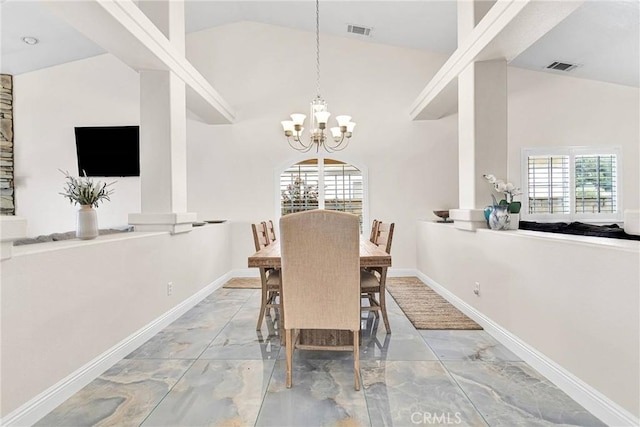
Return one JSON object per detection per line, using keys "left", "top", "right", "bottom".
{"left": 417, "top": 221, "right": 640, "bottom": 420}
{"left": 0, "top": 223, "right": 231, "bottom": 418}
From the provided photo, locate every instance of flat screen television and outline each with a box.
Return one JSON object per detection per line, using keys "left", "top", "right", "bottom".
{"left": 75, "top": 126, "right": 140, "bottom": 177}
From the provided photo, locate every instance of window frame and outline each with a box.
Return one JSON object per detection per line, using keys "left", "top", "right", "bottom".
{"left": 521, "top": 146, "right": 622, "bottom": 223}
{"left": 274, "top": 154, "right": 369, "bottom": 235}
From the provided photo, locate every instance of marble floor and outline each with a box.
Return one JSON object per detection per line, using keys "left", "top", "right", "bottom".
{"left": 37, "top": 284, "right": 606, "bottom": 427}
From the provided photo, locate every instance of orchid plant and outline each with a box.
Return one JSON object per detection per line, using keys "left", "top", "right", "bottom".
{"left": 483, "top": 174, "right": 522, "bottom": 213}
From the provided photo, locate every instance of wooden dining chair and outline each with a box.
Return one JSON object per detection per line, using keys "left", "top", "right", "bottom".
{"left": 280, "top": 210, "right": 361, "bottom": 390}
{"left": 361, "top": 221, "right": 394, "bottom": 333}
{"left": 266, "top": 219, "right": 277, "bottom": 243}
{"left": 251, "top": 222, "right": 281, "bottom": 332}
{"left": 369, "top": 219, "right": 379, "bottom": 243}
{"left": 251, "top": 221, "right": 270, "bottom": 250}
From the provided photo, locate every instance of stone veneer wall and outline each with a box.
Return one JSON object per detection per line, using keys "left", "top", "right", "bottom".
{"left": 1, "top": 74, "right": 14, "bottom": 215}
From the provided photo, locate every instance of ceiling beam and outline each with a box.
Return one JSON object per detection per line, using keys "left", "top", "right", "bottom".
{"left": 45, "top": 0, "right": 235, "bottom": 124}
{"left": 409, "top": 0, "right": 583, "bottom": 121}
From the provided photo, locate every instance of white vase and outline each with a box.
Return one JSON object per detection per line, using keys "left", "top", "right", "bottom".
{"left": 77, "top": 205, "right": 98, "bottom": 240}
{"left": 508, "top": 213, "right": 520, "bottom": 230}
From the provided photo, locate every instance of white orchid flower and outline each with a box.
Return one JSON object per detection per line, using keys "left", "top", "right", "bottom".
{"left": 483, "top": 174, "right": 496, "bottom": 184}
{"left": 495, "top": 181, "right": 507, "bottom": 192}
{"left": 505, "top": 182, "right": 515, "bottom": 192}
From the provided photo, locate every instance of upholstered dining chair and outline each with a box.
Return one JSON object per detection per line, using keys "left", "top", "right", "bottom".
{"left": 251, "top": 222, "right": 281, "bottom": 332}
{"left": 361, "top": 221, "right": 394, "bottom": 333}
{"left": 280, "top": 210, "right": 361, "bottom": 390}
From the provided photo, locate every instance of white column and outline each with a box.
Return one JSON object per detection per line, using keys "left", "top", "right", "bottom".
{"left": 451, "top": 0, "right": 507, "bottom": 231}
{"left": 128, "top": 0, "right": 196, "bottom": 233}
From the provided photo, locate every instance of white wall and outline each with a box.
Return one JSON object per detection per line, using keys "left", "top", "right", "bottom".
{"left": 417, "top": 221, "right": 640, "bottom": 420}
{"left": 14, "top": 55, "right": 142, "bottom": 236}
{"left": 508, "top": 67, "right": 640, "bottom": 212}
{"left": 1, "top": 224, "right": 231, "bottom": 417}
{"left": 184, "top": 22, "right": 459, "bottom": 272}
{"left": 13, "top": 21, "right": 638, "bottom": 273}
{"left": 13, "top": 22, "right": 460, "bottom": 270}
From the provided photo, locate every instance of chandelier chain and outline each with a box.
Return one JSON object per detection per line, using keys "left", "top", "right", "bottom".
{"left": 316, "top": 0, "right": 321, "bottom": 98}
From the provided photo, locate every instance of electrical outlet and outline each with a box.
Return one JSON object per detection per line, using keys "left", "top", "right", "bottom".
{"left": 474, "top": 281, "right": 480, "bottom": 296}
{"left": 167, "top": 282, "right": 173, "bottom": 296}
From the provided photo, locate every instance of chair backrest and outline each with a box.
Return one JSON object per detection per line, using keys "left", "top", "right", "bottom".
{"left": 375, "top": 222, "right": 395, "bottom": 254}
{"left": 251, "top": 222, "right": 270, "bottom": 252}
{"left": 369, "top": 219, "right": 379, "bottom": 243}
{"left": 280, "top": 210, "right": 360, "bottom": 331}
{"left": 266, "top": 219, "right": 277, "bottom": 243}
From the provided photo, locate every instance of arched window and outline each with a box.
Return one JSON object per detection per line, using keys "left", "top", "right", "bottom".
{"left": 280, "top": 158, "right": 365, "bottom": 232}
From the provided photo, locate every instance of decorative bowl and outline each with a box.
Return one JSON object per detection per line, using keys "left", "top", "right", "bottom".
{"left": 433, "top": 210, "right": 451, "bottom": 222}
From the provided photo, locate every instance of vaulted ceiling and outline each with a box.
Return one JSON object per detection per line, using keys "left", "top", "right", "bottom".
{"left": 1, "top": 0, "right": 638, "bottom": 87}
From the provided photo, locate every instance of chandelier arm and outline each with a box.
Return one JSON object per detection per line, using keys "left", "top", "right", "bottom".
{"left": 326, "top": 132, "right": 346, "bottom": 149}
{"left": 295, "top": 131, "right": 313, "bottom": 149}
{"left": 288, "top": 136, "right": 317, "bottom": 153}
{"left": 325, "top": 140, "right": 349, "bottom": 153}
{"left": 287, "top": 137, "right": 309, "bottom": 152}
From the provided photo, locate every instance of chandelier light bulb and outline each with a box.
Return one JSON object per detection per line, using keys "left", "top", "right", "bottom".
{"left": 290, "top": 114, "right": 306, "bottom": 126}
{"left": 314, "top": 111, "right": 331, "bottom": 125}
{"left": 336, "top": 115, "right": 351, "bottom": 127}
{"left": 281, "top": 121, "right": 295, "bottom": 132}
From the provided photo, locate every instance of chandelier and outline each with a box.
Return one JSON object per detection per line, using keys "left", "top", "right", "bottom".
{"left": 281, "top": 0, "right": 355, "bottom": 153}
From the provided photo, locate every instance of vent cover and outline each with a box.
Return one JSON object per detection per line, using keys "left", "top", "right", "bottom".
{"left": 347, "top": 24, "right": 371, "bottom": 37}
{"left": 546, "top": 61, "right": 579, "bottom": 72}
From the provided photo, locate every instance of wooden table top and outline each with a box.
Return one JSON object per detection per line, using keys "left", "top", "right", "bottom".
{"left": 248, "top": 239, "right": 391, "bottom": 269}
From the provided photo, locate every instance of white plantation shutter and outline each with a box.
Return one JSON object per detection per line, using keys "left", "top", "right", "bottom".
{"left": 575, "top": 154, "right": 617, "bottom": 214}
{"left": 280, "top": 162, "right": 320, "bottom": 215}
{"left": 324, "top": 161, "right": 363, "bottom": 217}
{"left": 280, "top": 159, "right": 365, "bottom": 232}
{"left": 527, "top": 155, "right": 570, "bottom": 214}
{"left": 523, "top": 148, "right": 621, "bottom": 221}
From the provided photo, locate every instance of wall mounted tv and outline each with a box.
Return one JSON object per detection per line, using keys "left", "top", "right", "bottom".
{"left": 75, "top": 126, "right": 140, "bottom": 177}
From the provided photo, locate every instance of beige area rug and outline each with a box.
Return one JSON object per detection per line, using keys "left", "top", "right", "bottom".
{"left": 222, "top": 277, "right": 261, "bottom": 289}
{"left": 386, "top": 277, "right": 482, "bottom": 330}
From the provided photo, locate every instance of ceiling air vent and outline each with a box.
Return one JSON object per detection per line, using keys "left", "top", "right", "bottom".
{"left": 347, "top": 24, "right": 372, "bottom": 37}
{"left": 546, "top": 61, "right": 579, "bottom": 72}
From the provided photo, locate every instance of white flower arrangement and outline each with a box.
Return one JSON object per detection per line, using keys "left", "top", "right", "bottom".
{"left": 483, "top": 174, "right": 521, "bottom": 213}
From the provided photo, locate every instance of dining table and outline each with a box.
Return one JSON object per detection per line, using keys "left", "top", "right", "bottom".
{"left": 248, "top": 239, "right": 392, "bottom": 346}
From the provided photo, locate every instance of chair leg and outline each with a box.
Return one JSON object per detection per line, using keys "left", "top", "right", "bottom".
{"left": 353, "top": 330, "right": 360, "bottom": 391}
{"left": 369, "top": 292, "right": 380, "bottom": 318}
{"left": 278, "top": 304, "right": 285, "bottom": 345}
{"left": 380, "top": 290, "right": 391, "bottom": 334}
{"left": 256, "top": 284, "right": 268, "bottom": 330}
{"left": 285, "top": 328, "right": 293, "bottom": 388}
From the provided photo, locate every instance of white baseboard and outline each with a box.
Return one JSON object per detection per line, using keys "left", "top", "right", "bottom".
{"left": 416, "top": 270, "right": 639, "bottom": 427}
{"left": 1, "top": 272, "right": 233, "bottom": 427}
{"left": 387, "top": 268, "right": 418, "bottom": 277}
{"left": 232, "top": 268, "right": 259, "bottom": 278}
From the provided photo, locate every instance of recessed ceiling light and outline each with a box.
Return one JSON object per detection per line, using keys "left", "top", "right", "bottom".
{"left": 21, "top": 36, "right": 39, "bottom": 45}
